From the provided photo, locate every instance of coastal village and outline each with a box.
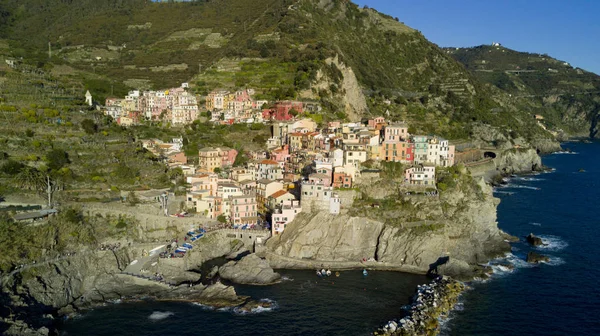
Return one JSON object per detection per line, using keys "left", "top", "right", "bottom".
{"left": 101, "top": 84, "right": 456, "bottom": 237}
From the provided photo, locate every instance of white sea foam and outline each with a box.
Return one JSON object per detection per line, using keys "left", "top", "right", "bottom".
{"left": 516, "top": 177, "right": 545, "bottom": 182}
{"left": 505, "top": 184, "right": 541, "bottom": 190}
{"left": 542, "top": 256, "right": 566, "bottom": 267}
{"left": 493, "top": 190, "right": 515, "bottom": 195}
{"left": 536, "top": 235, "right": 568, "bottom": 252}
{"left": 552, "top": 151, "right": 579, "bottom": 155}
{"left": 233, "top": 299, "right": 278, "bottom": 315}
{"left": 191, "top": 302, "right": 215, "bottom": 311}
{"left": 530, "top": 222, "right": 542, "bottom": 226}
{"left": 280, "top": 275, "right": 294, "bottom": 281}
{"left": 148, "top": 311, "right": 174, "bottom": 321}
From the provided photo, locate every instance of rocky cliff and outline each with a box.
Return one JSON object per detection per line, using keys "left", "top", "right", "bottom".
{"left": 267, "top": 177, "right": 511, "bottom": 279}
{"left": 494, "top": 148, "right": 543, "bottom": 174}
{"left": 0, "top": 232, "right": 250, "bottom": 335}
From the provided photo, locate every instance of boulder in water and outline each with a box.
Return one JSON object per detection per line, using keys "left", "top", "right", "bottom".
{"left": 526, "top": 251, "right": 550, "bottom": 263}
{"left": 219, "top": 254, "right": 281, "bottom": 285}
{"left": 526, "top": 233, "right": 544, "bottom": 246}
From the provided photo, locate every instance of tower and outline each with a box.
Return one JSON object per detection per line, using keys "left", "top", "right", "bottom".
{"left": 85, "top": 90, "right": 93, "bottom": 106}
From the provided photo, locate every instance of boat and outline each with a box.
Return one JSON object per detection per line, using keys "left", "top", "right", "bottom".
{"left": 326, "top": 270, "right": 332, "bottom": 276}
{"left": 362, "top": 269, "right": 368, "bottom": 276}
{"left": 316, "top": 270, "right": 322, "bottom": 277}
{"left": 321, "top": 269, "right": 327, "bottom": 276}
{"left": 335, "top": 272, "right": 340, "bottom": 277}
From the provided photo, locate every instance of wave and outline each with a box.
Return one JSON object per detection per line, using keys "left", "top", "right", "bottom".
{"left": 530, "top": 222, "right": 542, "bottom": 226}
{"left": 552, "top": 151, "right": 578, "bottom": 155}
{"left": 516, "top": 177, "right": 545, "bottom": 182}
{"left": 191, "top": 302, "right": 215, "bottom": 311}
{"left": 148, "top": 311, "right": 174, "bottom": 321}
{"left": 536, "top": 235, "right": 568, "bottom": 252}
{"left": 233, "top": 299, "right": 278, "bottom": 315}
{"left": 280, "top": 275, "right": 294, "bottom": 282}
{"left": 493, "top": 190, "right": 515, "bottom": 195}
{"left": 504, "top": 184, "right": 541, "bottom": 190}
{"left": 542, "top": 256, "right": 566, "bottom": 267}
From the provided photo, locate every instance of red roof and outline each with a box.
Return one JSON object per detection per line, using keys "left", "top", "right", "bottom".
{"left": 260, "top": 159, "right": 278, "bottom": 165}
{"left": 269, "top": 189, "right": 289, "bottom": 199}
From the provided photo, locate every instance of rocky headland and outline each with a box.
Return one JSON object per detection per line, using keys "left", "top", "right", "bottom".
{"left": 267, "top": 172, "right": 512, "bottom": 280}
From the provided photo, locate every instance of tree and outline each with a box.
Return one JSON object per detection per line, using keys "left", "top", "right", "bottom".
{"left": 289, "top": 108, "right": 299, "bottom": 117}
{"left": 81, "top": 119, "right": 98, "bottom": 134}
{"left": 45, "top": 149, "right": 70, "bottom": 171}
{"left": 217, "top": 214, "right": 227, "bottom": 224}
{"left": 16, "top": 149, "right": 71, "bottom": 208}
{"left": 127, "top": 191, "right": 139, "bottom": 206}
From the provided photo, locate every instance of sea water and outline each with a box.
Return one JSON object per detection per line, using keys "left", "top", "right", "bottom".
{"left": 443, "top": 141, "right": 600, "bottom": 335}
{"left": 58, "top": 270, "right": 427, "bottom": 335}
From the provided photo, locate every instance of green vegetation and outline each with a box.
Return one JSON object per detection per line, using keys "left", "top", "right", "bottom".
{"left": 447, "top": 45, "right": 600, "bottom": 136}
{"left": 0, "top": 208, "right": 138, "bottom": 272}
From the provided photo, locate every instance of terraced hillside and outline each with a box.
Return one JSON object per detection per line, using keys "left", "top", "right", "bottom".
{"left": 0, "top": 0, "right": 559, "bottom": 143}
{"left": 446, "top": 45, "right": 600, "bottom": 137}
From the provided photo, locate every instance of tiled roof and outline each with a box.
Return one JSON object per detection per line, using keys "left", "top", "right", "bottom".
{"left": 269, "top": 189, "right": 289, "bottom": 199}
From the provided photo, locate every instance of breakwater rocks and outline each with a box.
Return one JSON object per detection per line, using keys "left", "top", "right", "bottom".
{"left": 374, "top": 276, "right": 465, "bottom": 336}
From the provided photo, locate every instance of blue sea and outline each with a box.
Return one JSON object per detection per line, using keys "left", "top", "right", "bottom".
{"left": 60, "top": 141, "right": 600, "bottom": 335}
{"left": 444, "top": 141, "right": 600, "bottom": 335}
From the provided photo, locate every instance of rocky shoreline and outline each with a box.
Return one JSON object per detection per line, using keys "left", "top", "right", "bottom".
{"left": 374, "top": 276, "right": 465, "bottom": 336}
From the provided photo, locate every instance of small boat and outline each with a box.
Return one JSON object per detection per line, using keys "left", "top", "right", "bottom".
{"left": 321, "top": 269, "right": 327, "bottom": 276}
{"left": 326, "top": 270, "right": 332, "bottom": 276}
{"left": 335, "top": 271, "right": 340, "bottom": 277}
{"left": 362, "top": 269, "right": 368, "bottom": 276}
{"left": 316, "top": 270, "right": 322, "bottom": 277}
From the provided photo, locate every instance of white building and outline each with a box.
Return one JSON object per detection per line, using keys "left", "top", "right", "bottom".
{"left": 271, "top": 199, "right": 302, "bottom": 235}
{"left": 404, "top": 165, "right": 436, "bottom": 186}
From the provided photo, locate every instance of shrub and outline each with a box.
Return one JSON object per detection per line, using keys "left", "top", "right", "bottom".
{"left": 81, "top": 119, "right": 98, "bottom": 134}
{"left": 1, "top": 160, "right": 24, "bottom": 175}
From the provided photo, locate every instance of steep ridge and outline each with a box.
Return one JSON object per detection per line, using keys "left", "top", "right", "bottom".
{"left": 447, "top": 45, "right": 600, "bottom": 138}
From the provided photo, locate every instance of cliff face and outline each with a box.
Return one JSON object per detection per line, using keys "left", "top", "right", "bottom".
{"left": 495, "top": 148, "right": 543, "bottom": 174}
{"left": 0, "top": 232, "right": 245, "bottom": 335}
{"left": 267, "top": 178, "right": 510, "bottom": 278}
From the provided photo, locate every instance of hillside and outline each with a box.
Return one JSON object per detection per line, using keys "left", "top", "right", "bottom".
{"left": 446, "top": 45, "right": 600, "bottom": 138}
{"left": 0, "top": 0, "right": 557, "bottom": 144}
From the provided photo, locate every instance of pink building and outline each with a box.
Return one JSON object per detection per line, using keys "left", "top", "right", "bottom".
{"left": 368, "top": 116, "right": 386, "bottom": 129}
{"left": 230, "top": 193, "right": 258, "bottom": 226}
{"left": 221, "top": 148, "right": 239, "bottom": 167}
{"left": 270, "top": 145, "right": 290, "bottom": 164}
{"left": 309, "top": 172, "right": 332, "bottom": 187}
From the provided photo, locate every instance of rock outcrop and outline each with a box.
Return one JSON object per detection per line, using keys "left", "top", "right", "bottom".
{"left": 526, "top": 233, "right": 544, "bottom": 247}
{"left": 495, "top": 148, "right": 542, "bottom": 174}
{"left": 219, "top": 254, "right": 280, "bottom": 285}
{"left": 526, "top": 251, "right": 550, "bottom": 263}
